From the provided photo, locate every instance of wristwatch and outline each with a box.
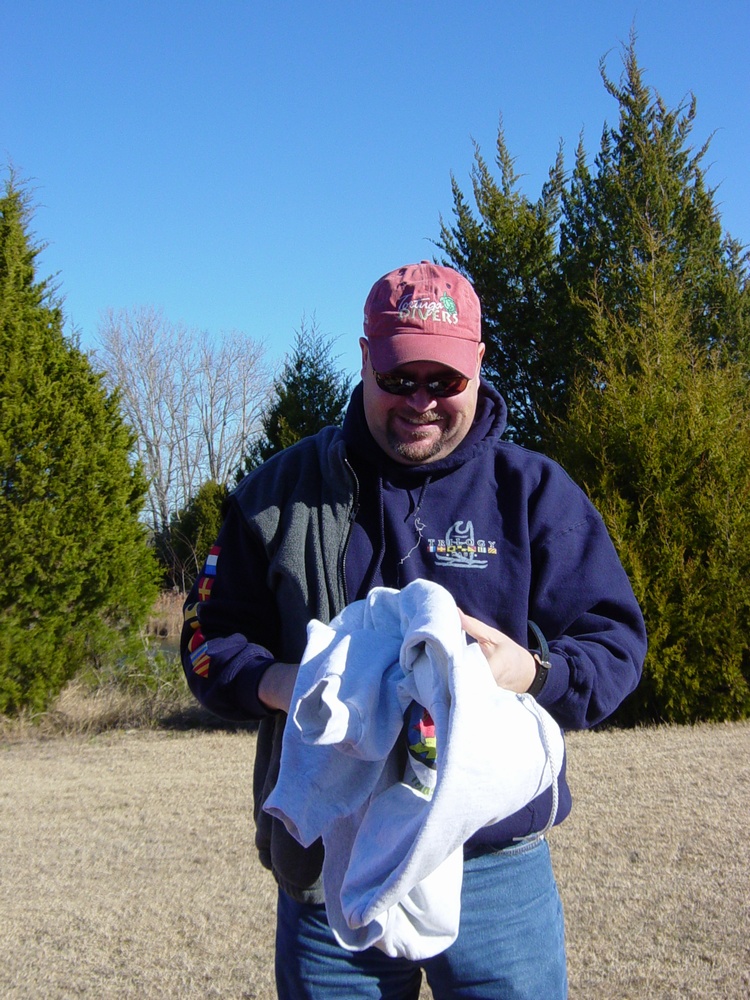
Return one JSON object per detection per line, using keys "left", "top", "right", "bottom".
{"left": 527, "top": 620, "right": 551, "bottom": 698}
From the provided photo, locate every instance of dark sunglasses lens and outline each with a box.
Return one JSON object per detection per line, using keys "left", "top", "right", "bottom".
{"left": 430, "top": 377, "right": 469, "bottom": 397}
{"left": 374, "top": 372, "right": 468, "bottom": 397}
{"left": 375, "top": 374, "right": 415, "bottom": 395}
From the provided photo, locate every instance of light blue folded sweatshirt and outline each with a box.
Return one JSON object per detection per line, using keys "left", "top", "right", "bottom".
{"left": 264, "top": 579, "right": 563, "bottom": 960}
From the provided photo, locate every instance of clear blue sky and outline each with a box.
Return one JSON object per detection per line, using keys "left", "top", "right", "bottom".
{"left": 3, "top": 1, "right": 748, "bottom": 378}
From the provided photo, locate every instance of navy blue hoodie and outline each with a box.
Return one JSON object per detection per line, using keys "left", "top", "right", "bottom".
{"left": 182, "top": 379, "right": 646, "bottom": 850}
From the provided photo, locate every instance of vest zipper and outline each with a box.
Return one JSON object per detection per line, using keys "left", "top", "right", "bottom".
{"left": 340, "top": 456, "right": 360, "bottom": 608}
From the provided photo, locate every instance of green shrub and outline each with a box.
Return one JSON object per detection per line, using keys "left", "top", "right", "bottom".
{"left": 552, "top": 271, "right": 750, "bottom": 723}
{"left": 158, "top": 479, "right": 229, "bottom": 589}
{"left": 0, "top": 173, "right": 160, "bottom": 714}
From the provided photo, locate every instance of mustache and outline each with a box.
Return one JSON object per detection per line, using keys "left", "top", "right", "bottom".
{"left": 399, "top": 414, "right": 443, "bottom": 425}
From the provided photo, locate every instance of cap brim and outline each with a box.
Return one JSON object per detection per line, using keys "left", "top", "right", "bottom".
{"left": 367, "top": 331, "right": 480, "bottom": 379}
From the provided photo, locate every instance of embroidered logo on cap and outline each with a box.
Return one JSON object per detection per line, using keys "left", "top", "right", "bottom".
{"left": 440, "top": 293, "right": 457, "bottom": 315}
{"left": 396, "top": 292, "right": 460, "bottom": 327}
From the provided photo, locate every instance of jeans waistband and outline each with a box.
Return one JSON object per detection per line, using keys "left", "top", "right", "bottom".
{"left": 464, "top": 833, "right": 546, "bottom": 859}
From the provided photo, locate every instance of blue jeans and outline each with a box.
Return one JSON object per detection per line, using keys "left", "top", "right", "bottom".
{"left": 275, "top": 837, "right": 567, "bottom": 999}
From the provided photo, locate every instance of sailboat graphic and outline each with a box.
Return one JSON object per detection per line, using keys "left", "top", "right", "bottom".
{"left": 435, "top": 520, "right": 488, "bottom": 569}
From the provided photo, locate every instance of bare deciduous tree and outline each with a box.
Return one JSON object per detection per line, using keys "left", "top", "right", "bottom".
{"left": 94, "top": 306, "right": 271, "bottom": 532}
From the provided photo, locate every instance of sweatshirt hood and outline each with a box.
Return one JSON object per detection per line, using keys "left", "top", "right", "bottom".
{"left": 342, "top": 378, "right": 508, "bottom": 481}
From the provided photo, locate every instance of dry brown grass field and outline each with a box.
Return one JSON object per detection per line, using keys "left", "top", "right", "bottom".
{"left": 1, "top": 716, "right": 749, "bottom": 999}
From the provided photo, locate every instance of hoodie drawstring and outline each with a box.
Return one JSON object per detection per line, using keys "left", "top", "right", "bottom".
{"left": 397, "top": 476, "right": 433, "bottom": 579}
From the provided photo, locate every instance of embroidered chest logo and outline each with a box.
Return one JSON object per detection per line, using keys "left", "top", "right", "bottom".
{"left": 428, "top": 520, "right": 496, "bottom": 569}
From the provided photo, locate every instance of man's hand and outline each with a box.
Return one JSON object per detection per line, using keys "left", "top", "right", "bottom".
{"left": 258, "top": 661, "right": 299, "bottom": 713}
{"left": 458, "top": 610, "right": 537, "bottom": 693}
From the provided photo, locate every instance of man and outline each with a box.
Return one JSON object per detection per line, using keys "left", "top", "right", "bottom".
{"left": 181, "top": 261, "right": 647, "bottom": 999}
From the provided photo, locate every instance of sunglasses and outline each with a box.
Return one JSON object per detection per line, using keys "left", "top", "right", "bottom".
{"left": 372, "top": 368, "right": 470, "bottom": 398}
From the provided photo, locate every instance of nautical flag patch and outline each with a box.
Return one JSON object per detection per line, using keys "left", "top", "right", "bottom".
{"left": 188, "top": 629, "right": 211, "bottom": 677}
{"left": 188, "top": 629, "right": 206, "bottom": 654}
{"left": 191, "top": 650, "right": 210, "bottom": 677}
{"left": 183, "top": 601, "right": 200, "bottom": 630}
{"left": 203, "top": 545, "right": 221, "bottom": 577}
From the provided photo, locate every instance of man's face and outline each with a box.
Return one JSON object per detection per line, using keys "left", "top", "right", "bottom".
{"left": 359, "top": 338, "right": 485, "bottom": 465}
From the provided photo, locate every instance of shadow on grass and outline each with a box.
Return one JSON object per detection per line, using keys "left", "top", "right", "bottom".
{"left": 157, "top": 702, "right": 260, "bottom": 733}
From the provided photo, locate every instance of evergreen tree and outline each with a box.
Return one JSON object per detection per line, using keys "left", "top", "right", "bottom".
{"left": 551, "top": 242, "right": 750, "bottom": 723}
{"left": 161, "top": 479, "right": 229, "bottom": 590}
{"left": 558, "top": 40, "right": 747, "bottom": 366}
{"left": 0, "top": 174, "right": 160, "bottom": 714}
{"left": 438, "top": 39, "right": 750, "bottom": 722}
{"left": 437, "top": 129, "right": 565, "bottom": 446}
{"left": 439, "top": 38, "right": 750, "bottom": 452}
{"left": 240, "top": 319, "right": 352, "bottom": 475}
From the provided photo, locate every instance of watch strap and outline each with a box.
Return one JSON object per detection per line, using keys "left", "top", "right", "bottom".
{"left": 527, "top": 620, "right": 551, "bottom": 697}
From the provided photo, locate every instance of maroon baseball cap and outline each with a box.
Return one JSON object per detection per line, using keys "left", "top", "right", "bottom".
{"left": 363, "top": 262, "right": 482, "bottom": 378}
